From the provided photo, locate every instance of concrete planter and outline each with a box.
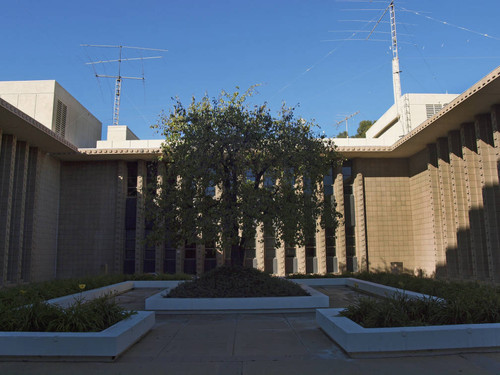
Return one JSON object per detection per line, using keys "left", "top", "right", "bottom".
{"left": 305, "top": 278, "right": 498, "bottom": 356}
{"left": 316, "top": 308, "right": 500, "bottom": 357}
{"left": 0, "top": 280, "right": 174, "bottom": 360}
{"left": 0, "top": 311, "right": 155, "bottom": 361}
{"left": 145, "top": 285, "right": 329, "bottom": 313}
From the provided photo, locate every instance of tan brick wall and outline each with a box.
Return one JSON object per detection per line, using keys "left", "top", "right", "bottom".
{"left": 57, "top": 161, "right": 117, "bottom": 279}
{"left": 408, "top": 149, "right": 436, "bottom": 276}
{"left": 356, "top": 158, "right": 414, "bottom": 273}
{"left": 31, "top": 153, "right": 60, "bottom": 282}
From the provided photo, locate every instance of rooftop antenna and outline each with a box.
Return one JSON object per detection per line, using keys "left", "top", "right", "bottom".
{"left": 81, "top": 44, "right": 168, "bottom": 126}
{"left": 335, "top": 111, "right": 360, "bottom": 138}
{"left": 366, "top": 1, "right": 407, "bottom": 133}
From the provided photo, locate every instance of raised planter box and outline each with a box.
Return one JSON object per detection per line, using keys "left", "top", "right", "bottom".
{"left": 317, "top": 308, "right": 500, "bottom": 357}
{"left": 145, "top": 285, "right": 329, "bottom": 313}
{"left": 0, "top": 280, "right": 178, "bottom": 361}
{"left": 0, "top": 311, "right": 155, "bottom": 361}
{"left": 47, "top": 280, "right": 184, "bottom": 308}
{"left": 292, "top": 277, "right": 433, "bottom": 300}
{"left": 306, "top": 278, "right": 498, "bottom": 357}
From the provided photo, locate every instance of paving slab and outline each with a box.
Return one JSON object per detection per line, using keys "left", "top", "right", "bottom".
{"left": 1, "top": 286, "right": 500, "bottom": 374}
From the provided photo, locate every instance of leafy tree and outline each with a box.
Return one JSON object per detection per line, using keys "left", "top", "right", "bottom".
{"left": 336, "top": 131, "right": 348, "bottom": 138}
{"left": 150, "top": 87, "right": 342, "bottom": 267}
{"left": 353, "top": 120, "right": 374, "bottom": 138}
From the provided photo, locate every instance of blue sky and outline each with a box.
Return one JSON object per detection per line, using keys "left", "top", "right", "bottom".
{"left": 2, "top": 0, "right": 499, "bottom": 139}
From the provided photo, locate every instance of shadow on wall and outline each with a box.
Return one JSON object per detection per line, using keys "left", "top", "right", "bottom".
{"left": 438, "top": 182, "right": 500, "bottom": 282}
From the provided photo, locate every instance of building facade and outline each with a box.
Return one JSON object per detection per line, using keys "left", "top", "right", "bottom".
{"left": 1, "top": 67, "right": 500, "bottom": 285}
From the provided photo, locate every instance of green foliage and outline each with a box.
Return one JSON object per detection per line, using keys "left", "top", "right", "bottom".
{"left": 338, "top": 271, "right": 500, "bottom": 327}
{"left": 353, "top": 120, "right": 374, "bottom": 138}
{"left": 0, "top": 273, "right": 190, "bottom": 332}
{"left": 151, "top": 87, "right": 342, "bottom": 264}
{"left": 166, "top": 266, "right": 309, "bottom": 298}
{"left": 0, "top": 273, "right": 191, "bottom": 308}
{"left": 336, "top": 131, "right": 348, "bottom": 138}
{"left": 0, "top": 296, "right": 135, "bottom": 332}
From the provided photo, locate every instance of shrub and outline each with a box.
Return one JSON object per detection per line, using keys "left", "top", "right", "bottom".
{"left": 166, "top": 266, "right": 309, "bottom": 298}
{"left": 0, "top": 296, "right": 135, "bottom": 332}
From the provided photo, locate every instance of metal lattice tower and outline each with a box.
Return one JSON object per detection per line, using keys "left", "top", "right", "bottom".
{"left": 82, "top": 44, "right": 167, "bottom": 126}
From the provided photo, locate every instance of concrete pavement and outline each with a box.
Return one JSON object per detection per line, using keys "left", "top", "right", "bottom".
{"left": 0, "top": 286, "right": 499, "bottom": 374}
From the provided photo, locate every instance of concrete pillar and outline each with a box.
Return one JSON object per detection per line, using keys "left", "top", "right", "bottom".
{"left": 461, "top": 122, "right": 489, "bottom": 280}
{"left": 334, "top": 170, "right": 346, "bottom": 273}
{"left": 114, "top": 161, "right": 127, "bottom": 274}
{"left": 20, "top": 147, "right": 40, "bottom": 282}
{"left": 155, "top": 162, "right": 166, "bottom": 274}
{"left": 436, "top": 137, "right": 458, "bottom": 278}
{"left": 275, "top": 238, "right": 286, "bottom": 276}
{"left": 315, "top": 182, "right": 327, "bottom": 275}
{"left": 475, "top": 114, "right": 500, "bottom": 281}
{"left": 491, "top": 105, "right": 500, "bottom": 280}
{"left": 196, "top": 244, "right": 205, "bottom": 276}
{"left": 426, "top": 143, "right": 443, "bottom": 277}
{"left": 135, "top": 160, "right": 146, "bottom": 273}
{"left": 0, "top": 135, "right": 16, "bottom": 285}
{"left": 353, "top": 171, "right": 367, "bottom": 272}
{"left": 255, "top": 223, "right": 265, "bottom": 271}
{"left": 176, "top": 245, "right": 185, "bottom": 274}
{"left": 448, "top": 131, "right": 473, "bottom": 278}
{"left": 7, "top": 141, "right": 29, "bottom": 283}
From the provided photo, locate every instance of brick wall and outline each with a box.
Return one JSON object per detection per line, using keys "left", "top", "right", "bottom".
{"left": 57, "top": 161, "right": 118, "bottom": 279}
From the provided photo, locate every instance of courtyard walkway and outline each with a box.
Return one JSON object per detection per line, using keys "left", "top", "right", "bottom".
{"left": 0, "top": 287, "right": 499, "bottom": 374}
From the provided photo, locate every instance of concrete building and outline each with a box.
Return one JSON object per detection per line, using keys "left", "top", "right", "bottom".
{"left": 1, "top": 66, "right": 500, "bottom": 285}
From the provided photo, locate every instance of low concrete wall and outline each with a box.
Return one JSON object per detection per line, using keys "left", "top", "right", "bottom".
{"left": 0, "top": 311, "right": 155, "bottom": 360}
{"left": 317, "top": 308, "right": 500, "bottom": 357}
{"left": 145, "top": 285, "right": 329, "bottom": 313}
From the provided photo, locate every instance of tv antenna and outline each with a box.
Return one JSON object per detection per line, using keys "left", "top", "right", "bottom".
{"left": 335, "top": 111, "right": 360, "bottom": 138}
{"left": 81, "top": 44, "right": 168, "bottom": 126}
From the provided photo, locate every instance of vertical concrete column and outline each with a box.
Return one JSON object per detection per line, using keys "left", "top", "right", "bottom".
{"left": 295, "top": 176, "right": 306, "bottom": 274}
{"left": 214, "top": 185, "right": 225, "bottom": 267}
{"left": 0, "top": 135, "right": 16, "bottom": 285}
{"left": 275, "top": 237, "right": 286, "bottom": 276}
{"left": 491, "top": 105, "right": 500, "bottom": 280}
{"left": 21, "top": 147, "right": 40, "bottom": 283}
{"left": 7, "top": 141, "right": 29, "bottom": 283}
{"left": 114, "top": 161, "right": 127, "bottom": 274}
{"left": 196, "top": 243, "right": 205, "bottom": 276}
{"left": 475, "top": 114, "right": 500, "bottom": 281}
{"left": 176, "top": 245, "right": 185, "bottom": 274}
{"left": 334, "top": 170, "right": 346, "bottom": 273}
{"left": 426, "top": 143, "right": 444, "bottom": 276}
{"left": 135, "top": 160, "right": 146, "bottom": 274}
{"left": 255, "top": 223, "right": 265, "bottom": 271}
{"left": 155, "top": 162, "right": 166, "bottom": 274}
{"left": 462, "top": 122, "right": 488, "bottom": 280}
{"left": 436, "top": 137, "right": 458, "bottom": 277}
{"left": 353, "top": 171, "right": 367, "bottom": 272}
{"left": 448, "top": 131, "right": 473, "bottom": 278}
{"left": 315, "top": 181, "right": 327, "bottom": 275}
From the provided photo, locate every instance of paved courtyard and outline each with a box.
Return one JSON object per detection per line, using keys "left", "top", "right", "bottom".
{"left": 0, "top": 286, "right": 499, "bottom": 374}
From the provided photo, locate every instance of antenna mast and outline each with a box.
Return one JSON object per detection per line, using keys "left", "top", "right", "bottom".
{"left": 389, "top": 1, "right": 402, "bottom": 112}
{"left": 82, "top": 44, "right": 167, "bottom": 126}
{"left": 335, "top": 111, "right": 360, "bottom": 138}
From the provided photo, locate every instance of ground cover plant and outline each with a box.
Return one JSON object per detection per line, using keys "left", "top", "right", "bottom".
{"left": 166, "top": 266, "right": 309, "bottom": 298}
{"left": 0, "top": 296, "right": 135, "bottom": 332}
{"left": 0, "top": 273, "right": 190, "bottom": 308}
{"left": 0, "top": 273, "right": 189, "bottom": 332}
{"left": 338, "top": 272, "right": 500, "bottom": 327}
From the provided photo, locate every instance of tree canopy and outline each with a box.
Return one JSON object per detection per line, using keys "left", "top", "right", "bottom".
{"left": 335, "top": 120, "right": 374, "bottom": 138}
{"left": 150, "top": 87, "right": 342, "bottom": 266}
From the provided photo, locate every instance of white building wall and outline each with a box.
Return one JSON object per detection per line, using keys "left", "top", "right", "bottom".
{"left": 0, "top": 81, "right": 102, "bottom": 148}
